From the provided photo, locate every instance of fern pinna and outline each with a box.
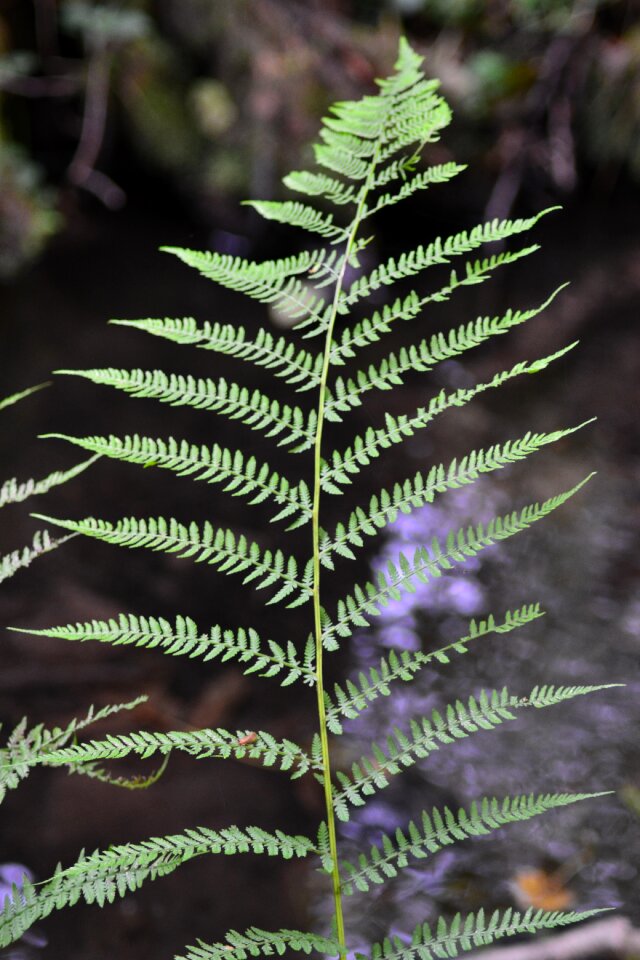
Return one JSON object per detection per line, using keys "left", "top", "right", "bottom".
{"left": 3, "top": 39, "right": 616, "bottom": 959}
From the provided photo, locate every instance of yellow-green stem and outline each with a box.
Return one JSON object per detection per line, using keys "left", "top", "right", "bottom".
{"left": 311, "top": 165, "right": 378, "bottom": 960}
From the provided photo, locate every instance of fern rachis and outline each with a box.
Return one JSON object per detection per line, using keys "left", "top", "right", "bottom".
{"left": 1, "top": 39, "right": 616, "bottom": 960}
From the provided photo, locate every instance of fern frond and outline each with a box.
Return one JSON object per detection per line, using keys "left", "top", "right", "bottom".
{"left": 0, "top": 826, "right": 315, "bottom": 950}
{"left": 0, "top": 529, "right": 73, "bottom": 585}
{"left": 0, "top": 455, "right": 98, "bottom": 509}
{"left": 111, "top": 317, "right": 323, "bottom": 393}
{"left": 322, "top": 475, "right": 592, "bottom": 647}
{"left": 32, "top": 514, "right": 313, "bottom": 608}
{"left": 321, "top": 345, "right": 578, "bottom": 493}
{"left": 332, "top": 685, "right": 620, "bottom": 819}
{"left": 341, "top": 792, "right": 607, "bottom": 894}
{"left": 13, "top": 614, "right": 316, "bottom": 687}
{"left": 0, "top": 697, "right": 145, "bottom": 802}
{"left": 325, "top": 604, "right": 544, "bottom": 734}
{"left": 283, "top": 170, "right": 358, "bottom": 206}
{"left": 246, "top": 201, "right": 344, "bottom": 240}
{"left": 325, "top": 287, "right": 567, "bottom": 422}
{"left": 56, "top": 368, "right": 317, "bottom": 452}
{"left": 0, "top": 382, "right": 49, "bottom": 413}
{"left": 43, "top": 726, "right": 316, "bottom": 779}
{"left": 160, "top": 246, "right": 333, "bottom": 327}
{"left": 342, "top": 209, "right": 558, "bottom": 309}
{"left": 321, "top": 423, "right": 589, "bottom": 564}
{"left": 178, "top": 928, "right": 340, "bottom": 960}
{"left": 330, "top": 247, "right": 538, "bottom": 364}
{"left": 363, "top": 163, "right": 466, "bottom": 220}
{"left": 358, "top": 908, "right": 607, "bottom": 960}
{"left": 43, "top": 434, "right": 312, "bottom": 529}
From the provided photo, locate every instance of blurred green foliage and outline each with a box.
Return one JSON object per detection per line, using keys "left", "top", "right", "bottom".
{"left": 0, "top": 0, "right": 638, "bottom": 277}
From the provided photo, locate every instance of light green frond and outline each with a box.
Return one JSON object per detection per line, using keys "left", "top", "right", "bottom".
{"left": 343, "top": 209, "right": 558, "bottom": 309}
{"left": 283, "top": 170, "right": 358, "bottom": 206}
{"left": 43, "top": 726, "right": 316, "bottom": 779}
{"left": 0, "top": 697, "right": 145, "bottom": 802}
{"left": 324, "top": 604, "right": 544, "bottom": 734}
{"left": 111, "top": 317, "right": 323, "bottom": 393}
{"left": 70, "top": 755, "right": 170, "bottom": 791}
{"left": 178, "top": 927, "right": 340, "bottom": 960}
{"left": 0, "top": 455, "right": 98, "bottom": 509}
{"left": 325, "top": 288, "right": 567, "bottom": 422}
{"left": 160, "top": 246, "right": 333, "bottom": 326}
{"left": 321, "top": 345, "right": 578, "bottom": 494}
{"left": 0, "top": 382, "right": 49, "bottom": 413}
{"left": 332, "top": 685, "right": 619, "bottom": 820}
{"left": 322, "top": 476, "right": 592, "bottom": 647}
{"left": 341, "top": 792, "right": 607, "bottom": 894}
{"left": 56, "top": 368, "right": 317, "bottom": 452}
{"left": 0, "top": 529, "right": 73, "bottom": 586}
{"left": 32, "top": 514, "right": 313, "bottom": 608}
{"left": 362, "top": 163, "right": 466, "bottom": 220}
{"left": 358, "top": 908, "right": 607, "bottom": 960}
{"left": 43, "top": 434, "right": 312, "bottom": 529}
{"left": 246, "top": 201, "right": 344, "bottom": 240}
{"left": 0, "top": 826, "right": 315, "bottom": 950}
{"left": 330, "top": 245, "right": 539, "bottom": 364}
{"left": 321, "top": 423, "right": 589, "bottom": 563}
{"left": 13, "top": 614, "right": 316, "bottom": 687}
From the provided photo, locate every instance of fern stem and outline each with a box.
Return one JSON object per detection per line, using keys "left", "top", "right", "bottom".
{"left": 312, "top": 162, "right": 379, "bottom": 960}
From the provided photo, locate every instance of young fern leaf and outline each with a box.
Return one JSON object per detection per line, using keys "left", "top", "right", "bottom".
{"left": 340, "top": 792, "right": 608, "bottom": 895}
{"left": 33, "top": 514, "right": 313, "bottom": 608}
{"left": 321, "top": 345, "right": 578, "bottom": 493}
{"left": 321, "top": 423, "right": 589, "bottom": 566}
{"left": 177, "top": 927, "right": 340, "bottom": 960}
{"left": 322, "top": 476, "right": 592, "bottom": 648}
{"left": 0, "top": 697, "right": 146, "bottom": 802}
{"left": 43, "top": 727, "right": 317, "bottom": 779}
{"left": 0, "top": 382, "right": 49, "bottom": 412}
{"left": 13, "top": 615, "right": 316, "bottom": 687}
{"left": 325, "top": 604, "right": 544, "bottom": 734}
{"left": 111, "top": 317, "right": 323, "bottom": 393}
{"left": 0, "top": 826, "right": 315, "bottom": 951}
{"left": 358, "top": 908, "right": 608, "bottom": 960}
{"left": 331, "top": 685, "right": 621, "bottom": 821}
{"left": 43, "top": 433, "right": 312, "bottom": 529}
{"left": 57, "top": 368, "right": 317, "bottom": 452}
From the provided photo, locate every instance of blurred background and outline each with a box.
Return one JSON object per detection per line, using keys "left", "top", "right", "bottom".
{"left": 1, "top": 2, "right": 639, "bottom": 959}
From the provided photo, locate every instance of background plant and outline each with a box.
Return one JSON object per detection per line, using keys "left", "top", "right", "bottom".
{"left": 0, "top": 39, "right": 618, "bottom": 960}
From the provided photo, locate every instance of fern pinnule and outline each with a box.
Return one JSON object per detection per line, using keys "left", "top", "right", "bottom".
{"left": 177, "top": 927, "right": 340, "bottom": 960}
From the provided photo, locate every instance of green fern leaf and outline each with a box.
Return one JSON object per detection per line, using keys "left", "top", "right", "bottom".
{"left": 246, "top": 201, "right": 344, "bottom": 240}
{"left": 0, "top": 455, "right": 98, "bottom": 509}
{"left": 332, "top": 685, "right": 621, "bottom": 820}
{"left": 342, "top": 209, "right": 557, "bottom": 309}
{"left": 43, "top": 726, "right": 317, "bottom": 779}
{"left": 325, "top": 604, "right": 544, "bottom": 734}
{"left": 0, "top": 697, "right": 145, "bottom": 802}
{"left": 111, "top": 317, "right": 323, "bottom": 393}
{"left": 320, "top": 345, "right": 578, "bottom": 493}
{"left": 0, "top": 826, "right": 315, "bottom": 950}
{"left": 0, "top": 529, "right": 73, "bottom": 586}
{"left": 43, "top": 433, "right": 312, "bottom": 529}
{"left": 12, "top": 614, "right": 316, "bottom": 687}
{"left": 341, "top": 792, "right": 608, "bottom": 894}
{"left": 178, "top": 927, "right": 340, "bottom": 960}
{"left": 324, "top": 287, "right": 567, "bottom": 421}
{"left": 320, "top": 422, "right": 589, "bottom": 564}
{"left": 330, "top": 246, "right": 538, "bottom": 362}
{"left": 358, "top": 908, "right": 607, "bottom": 960}
{"left": 0, "top": 382, "right": 49, "bottom": 413}
{"left": 32, "top": 514, "right": 313, "bottom": 608}
{"left": 322, "top": 476, "right": 592, "bottom": 648}
{"left": 56, "top": 368, "right": 317, "bottom": 452}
